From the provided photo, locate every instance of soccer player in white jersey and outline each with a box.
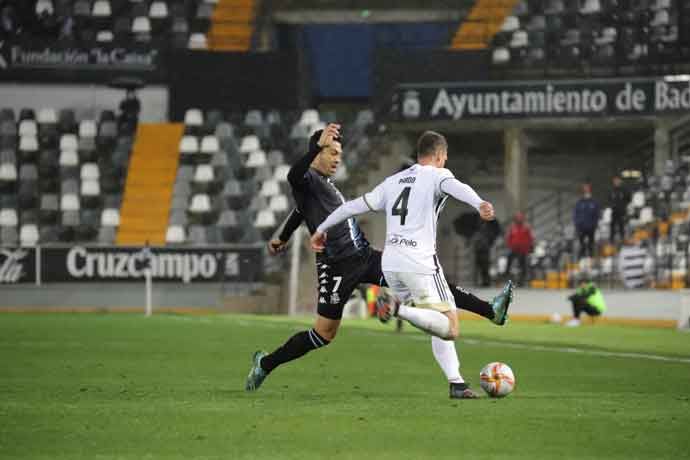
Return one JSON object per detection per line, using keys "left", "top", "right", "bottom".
{"left": 310, "top": 130, "right": 495, "bottom": 398}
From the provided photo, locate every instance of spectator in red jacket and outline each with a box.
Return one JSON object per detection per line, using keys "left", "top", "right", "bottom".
{"left": 503, "top": 212, "right": 534, "bottom": 286}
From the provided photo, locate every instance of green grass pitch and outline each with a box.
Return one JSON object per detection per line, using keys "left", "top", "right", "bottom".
{"left": 1, "top": 313, "right": 689, "bottom": 460}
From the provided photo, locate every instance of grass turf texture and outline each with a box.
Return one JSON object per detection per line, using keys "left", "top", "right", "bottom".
{"left": 1, "top": 313, "right": 689, "bottom": 460}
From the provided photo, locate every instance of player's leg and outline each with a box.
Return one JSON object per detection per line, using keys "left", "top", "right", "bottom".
{"left": 382, "top": 271, "right": 455, "bottom": 339}
{"left": 432, "top": 273, "right": 479, "bottom": 399}
{"left": 246, "top": 259, "right": 354, "bottom": 391}
{"left": 566, "top": 295, "right": 587, "bottom": 327}
{"left": 365, "top": 249, "right": 513, "bottom": 326}
{"left": 447, "top": 281, "right": 514, "bottom": 325}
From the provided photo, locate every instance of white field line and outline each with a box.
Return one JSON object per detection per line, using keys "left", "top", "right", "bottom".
{"left": 218, "top": 316, "right": 690, "bottom": 365}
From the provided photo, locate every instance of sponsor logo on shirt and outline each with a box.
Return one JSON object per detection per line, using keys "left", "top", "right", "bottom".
{"left": 387, "top": 234, "right": 418, "bottom": 248}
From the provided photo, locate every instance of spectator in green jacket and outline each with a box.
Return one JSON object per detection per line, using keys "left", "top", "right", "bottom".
{"left": 565, "top": 280, "right": 607, "bottom": 327}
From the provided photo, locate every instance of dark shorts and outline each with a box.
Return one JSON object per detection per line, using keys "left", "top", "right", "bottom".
{"left": 316, "top": 248, "right": 386, "bottom": 320}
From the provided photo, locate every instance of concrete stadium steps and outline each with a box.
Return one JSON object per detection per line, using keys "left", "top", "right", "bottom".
{"left": 207, "top": 0, "right": 256, "bottom": 51}
{"left": 117, "top": 123, "right": 185, "bottom": 246}
{"left": 449, "top": 0, "right": 519, "bottom": 50}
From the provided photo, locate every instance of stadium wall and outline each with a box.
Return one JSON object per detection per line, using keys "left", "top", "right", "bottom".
{"left": 0, "top": 83, "right": 168, "bottom": 122}
{"left": 0, "top": 283, "right": 682, "bottom": 327}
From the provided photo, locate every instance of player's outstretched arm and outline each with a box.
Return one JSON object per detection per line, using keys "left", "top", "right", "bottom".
{"left": 316, "top": 197, "right": 371, "bottom": 234}
{"left": 441, "top": 178, "right": 495, "bottom": 221}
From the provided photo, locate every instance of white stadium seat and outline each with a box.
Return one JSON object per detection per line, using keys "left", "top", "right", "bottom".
{"left": 60, "top": 134, "right": 78, "bottom": 152}
{"left": 239, "top": 135, "right": 260, "bottom": 154}
{"left": 20, "top": 224, "right": 39, "bottom": 246}
{"left": 101, "top": 208, "right": 120, "bottom": 227}
{"left": 60, "top": 193, "right": 80, "bottom": 211}
{"left": 0, "top": 209, "right": 18, "bottom": 227}
{"left": 189, "top": 194, "right": 211, "bottom": 213}
{"left": 166, "top": 225, "right": 186, "bottom": 244}
{"left": 179, "top": 135, "right": 199, "bottom": 154}
{"left": 184, "top": 109, "right": 203, "bottom": 127}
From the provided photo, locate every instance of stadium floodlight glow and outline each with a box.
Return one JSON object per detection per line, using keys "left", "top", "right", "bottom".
{"left": 664, "top": 75, "right": 690, "bottom": 82}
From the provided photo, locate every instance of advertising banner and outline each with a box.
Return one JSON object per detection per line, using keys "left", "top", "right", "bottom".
{"left": 0, "top": 39, "right": 166, "bottom": 82}
{"left": 393, "top": 76, "right": 690, "bottom": 121}
{"left": 0, "top": 245, "right": 262, "bottom": 284}
{"left": 0, "top": 247, "right": 37, "bottom": 284}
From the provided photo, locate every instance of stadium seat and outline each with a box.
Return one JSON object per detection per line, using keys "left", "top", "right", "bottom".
{"left": 192, "top": 164, "right": 215, "bottom": 191}
{"left": 218, "top": 210, "right": 241, "bottom": 242}
{"left": 19, "top": 164, "right": 38, "bottom": 185}
{"left": 20, "top": 224, "right": 39, "bottom": 247}
{"left": 269, "top": 194, "right": 289, "bottom": 216}
{"left": 59, "top": 150, "right": 79, "bottom": 169}
{"left": 639, "top": 206, "right": 654, "bottom": 224}
{"left": 18, "top": 136, "right": 38, "bottom": 161}
{"left": 179, "top": 135, "right": 199, "bottom": 164}
{"left": 0, "top": 162, "right": 18, "bottom": 188}
{"left": 40, "top": 225, "right": 59, "bottom": 243}
{"left": 581, "top": 0, "right": 601, "bottom": 14}
{"left": 149, "top": 1, "right": 169, "bottom": 18}
{"left": 501, "top": 16, "right": 520, "bottom": 33}
{"left": 0, "top": 208, "right": 18, "bottom": 227}
{"left": 60, "top": 134, "right": 78, "bottom": 153}
{"left": 37, "top": 108, "right": 57, "bottom": 126}
{"left": 97, "top": 226, "right": 116, "bottom": 244}
{"left": 36, "top": 0, "right": 55, "bottom": 15}
{"left": 1, "top": 226, "right": 18, "bottom": 245}
{"left": 188, "top": 33, "right": 208, "bottom": 49}
{"left": 259, "top": 179, "right": 280, "bottom": 198}
{"left": 184, "top": 109, "right": 204, "bottom": 129}
{"left": 188, "top": 225, "right": 207, "bottom": 245}
{"left": 79, "top": 120, "right": 97, "bottom": 139}
{"left": 222, "top": 180, "right": 246, "bottom": 210}
{"left": 132, "top": 16, "right": 152, "bottom": 42}
{"left": 18, "top": 120, "right": 37, "bottom": 138}
{"left": 245, "top": 110, "right": 264, "bottom": 127}
{"left": 254, "top": 209, "right": 276, "bottom": 240}
{"left": 166, "top": 225, "right": 186, "bottom": 244}
{"left": 40, "top": 194, "right": 59, "bottom": 224}
{"left": 246, "top": 150, "right": 267, "bottom": 168}
{"left": 61, "top": 193, "right": 80, "bottom": 212}
{"left": 298, "top": 110, "right": 320, "bottom": 127}
{"left": 631, "top": 191, "right": 646, "bottom": 207}
{"left": 92, "top": 0, "right": 111, "bottom": 17}
{"left": 188, "top": 193, "right": 213, "bottom": 224}
{"left": 81, "top": 180, "right": 101, "bottom": 208}
{"left": 96, "top": 30, "right": 115, "bottom": 42}
{"left": 239, "top": 135, "right": 260, "bottom": 154}
{"left": 200, "top": 135, "right": 220, "bottom": 157}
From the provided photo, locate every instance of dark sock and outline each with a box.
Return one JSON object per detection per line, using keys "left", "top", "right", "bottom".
{"left": 450, "top": 285, "right": 495, "bottom": 320}
{"left": 260, "top": 329, "right": 330, "bottom": 373}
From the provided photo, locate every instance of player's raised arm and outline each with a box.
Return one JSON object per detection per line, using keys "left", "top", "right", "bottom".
{"left": 440, "top": 175, "right": 495, "bottom": 221}
{"left": 287, "top": 123, "right": 341, "bottom": 188}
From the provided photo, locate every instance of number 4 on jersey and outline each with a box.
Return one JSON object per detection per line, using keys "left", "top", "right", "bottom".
{"left": 392, "top": 186, "right": 411, "bottom": 226}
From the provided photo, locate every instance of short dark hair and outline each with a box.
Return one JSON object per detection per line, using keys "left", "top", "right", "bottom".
{"left": 417, "top": 131, "right": 447, "bottom": 159}
{"left": 309, "top": 129, "right": 343, "bottom": 153}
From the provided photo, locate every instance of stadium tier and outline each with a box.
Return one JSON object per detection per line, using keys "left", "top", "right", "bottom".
{"left": 0, "top": 106, "right": 376, "bottom": 247}
{"left": 0, "top": 0, "right": 257, "bottom": 50}
{"left": 490, "top": 0, "right": 690, "bottom": 71}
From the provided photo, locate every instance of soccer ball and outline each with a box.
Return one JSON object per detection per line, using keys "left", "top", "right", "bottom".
{"left": 479, "top": 362, "right": 515, "bottom": 398}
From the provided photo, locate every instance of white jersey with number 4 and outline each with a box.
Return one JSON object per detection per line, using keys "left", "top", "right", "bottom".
{"left": 362, "top": 164, "right": 483, "bottom": 275}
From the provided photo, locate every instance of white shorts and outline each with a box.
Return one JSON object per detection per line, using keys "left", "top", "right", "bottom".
{"left": 383, "top": 270, "right": 456, "bottom": 313}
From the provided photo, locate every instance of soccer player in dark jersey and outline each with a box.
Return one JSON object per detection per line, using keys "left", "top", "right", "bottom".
{"left": 246, "top": 124, "right": 512, "bottom": 399}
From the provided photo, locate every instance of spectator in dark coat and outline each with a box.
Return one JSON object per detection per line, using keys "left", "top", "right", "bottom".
{"left": 608, "top": 175, "right": 629, "bottom": 243}
{"left": 574, "top": 184, "right": 600, "bottom": 259}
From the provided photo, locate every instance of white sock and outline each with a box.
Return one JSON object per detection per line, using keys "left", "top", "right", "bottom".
{"left": 397, "top": 304, "right": 450, "bottom": 338}
{"left": 431, "top": 336, "right": 464, "bottom": 383}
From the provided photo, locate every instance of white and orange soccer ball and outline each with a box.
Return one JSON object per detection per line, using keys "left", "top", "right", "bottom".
{"left": 479, "top": 362, "right": 515, "bottom": 398}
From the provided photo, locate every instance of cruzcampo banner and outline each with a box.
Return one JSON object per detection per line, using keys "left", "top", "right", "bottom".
{"left": 393, "top": 76, "right": 690, "bottom": 121}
